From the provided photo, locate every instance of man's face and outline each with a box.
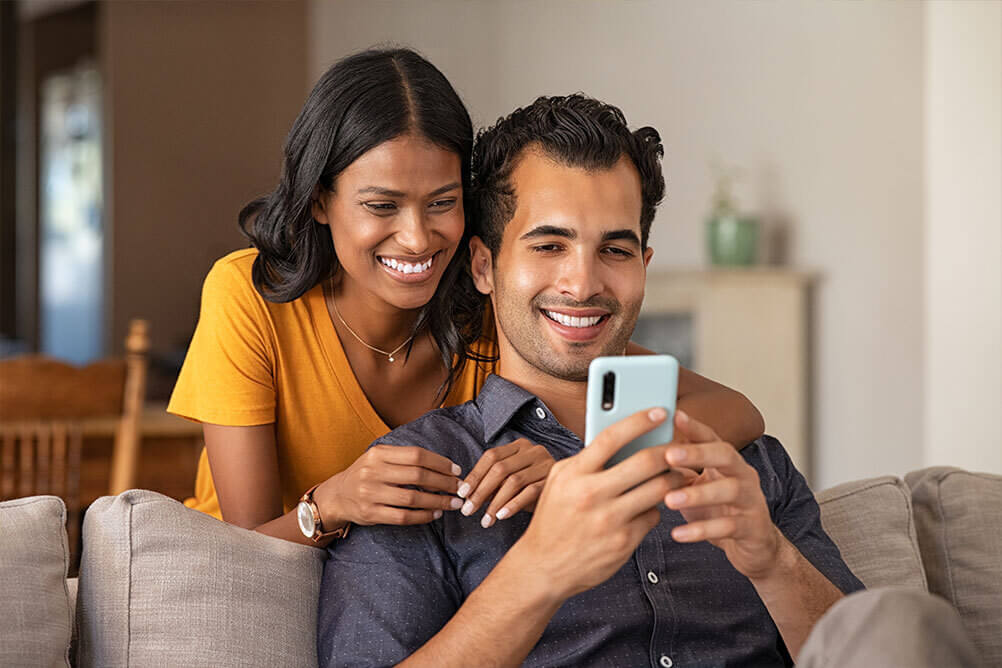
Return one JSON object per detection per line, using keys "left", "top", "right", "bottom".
{"left": 471, "top": 150, "right": 653, "bottom": 382}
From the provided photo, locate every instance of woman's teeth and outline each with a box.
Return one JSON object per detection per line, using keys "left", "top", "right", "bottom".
{"left": 379, "top": 255, "right": 433, "bottom": 275}
{"left": 544, "top": 310, "right": 603, "bottom": 328}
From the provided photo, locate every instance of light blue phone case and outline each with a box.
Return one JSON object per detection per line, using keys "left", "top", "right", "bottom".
{"left": 584, "top": 355, "right": 679, "bottom": 468}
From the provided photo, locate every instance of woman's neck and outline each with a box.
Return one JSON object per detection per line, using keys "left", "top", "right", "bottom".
{"left": 328, "top": 274, "right": 421, "bottom": 351}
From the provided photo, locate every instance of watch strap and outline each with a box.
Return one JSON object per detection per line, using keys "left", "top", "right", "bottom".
{"left": 300, "top": 484, "right": 350, "bottom": 543}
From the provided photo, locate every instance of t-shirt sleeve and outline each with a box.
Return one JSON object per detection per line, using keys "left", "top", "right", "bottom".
{"left": 756, "top": 436, "right": 866, "bottom": 596}
{"left": 317, "top": 510, "right": 463, "bottom": 667}
{"left": 167, "top": 257, "right": 277, "bottom": 426}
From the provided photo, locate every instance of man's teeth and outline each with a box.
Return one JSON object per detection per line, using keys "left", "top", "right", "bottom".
{"left": 544, "top": 310, "right": 603, "bottom": 328}
{"left": 379, "top": 256, "right": 433, "bottom": 274}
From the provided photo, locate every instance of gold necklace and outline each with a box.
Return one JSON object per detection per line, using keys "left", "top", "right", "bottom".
{"left": 330, "top": 283, "right": 414, "bottom": 363}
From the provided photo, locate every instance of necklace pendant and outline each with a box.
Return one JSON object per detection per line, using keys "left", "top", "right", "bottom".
{"left": 388, "top": 356, "right": 395, "bottom": 363}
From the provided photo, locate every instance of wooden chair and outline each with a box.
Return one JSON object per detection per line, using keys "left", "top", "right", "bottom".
{"left": 0, "top": 319, "right": 150, "bottom": 553}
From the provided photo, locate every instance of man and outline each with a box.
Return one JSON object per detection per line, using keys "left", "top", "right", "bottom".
{"left": 316, "top": 95, "right": 979, "bottom": 668}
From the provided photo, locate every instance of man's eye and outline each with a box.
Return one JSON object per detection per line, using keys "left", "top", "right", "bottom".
{"left": 603, "top": 246, "right": 634, "bottom": 257}
{"left": 363, "top": 202, "right": 397, "bottom": 212}
{"left": 532, "top": 244, "right": 562, "bottom": 253}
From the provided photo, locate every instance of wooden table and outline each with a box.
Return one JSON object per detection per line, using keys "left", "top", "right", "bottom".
{"left": 79, "top": 403, "right": 203, "bottom": 506}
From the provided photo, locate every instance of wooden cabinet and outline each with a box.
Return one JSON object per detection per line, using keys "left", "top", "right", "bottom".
{"left": 638, "top": 269, "right": 816, "bottom": 479}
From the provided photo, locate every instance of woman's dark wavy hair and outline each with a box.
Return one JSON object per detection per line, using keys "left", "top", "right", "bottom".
{"left": 470, "top": 94, "right": 665, "bottom": 257}
{"left": 239, "top": 47, "right": 485, "bottom": 396}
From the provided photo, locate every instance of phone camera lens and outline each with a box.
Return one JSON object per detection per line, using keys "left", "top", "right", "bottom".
{"left": 602, "top": 371, "right": 615, "bottom": 411}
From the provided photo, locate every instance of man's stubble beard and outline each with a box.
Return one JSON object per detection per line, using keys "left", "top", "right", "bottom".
{"left": 491, "top": 276, "right": 643, "bottom": 383}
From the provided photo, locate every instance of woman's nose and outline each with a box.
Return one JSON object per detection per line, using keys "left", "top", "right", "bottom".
{"left": 393, "top": 209, "right": 431, "bottom": 254}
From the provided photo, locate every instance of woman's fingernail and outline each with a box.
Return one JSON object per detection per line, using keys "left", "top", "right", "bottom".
{"left": 665, "top": 491, "right": 686, "bottom": 507}
{"left": 450, "top": 497, "right": 464, "bottom": 510}
{"left": 461, "top": 500, "right": 475, "bottom": 516}
{"left": 451, "top": 463, "right": 462, "bottom": 476}
{"left": 433, "top": 510, "right": 443, "bottom": 519}
{"left": 667, "top": 447, "right": 687, "bottom": 463}
{"left": 649, "top": 407, "right": 667, "bottom": 421}
{"left": 676, "top": 409, "right": 689, "bottom": 423}
{"left": 480, "top": 514, "right": 493, "bottom": 528}
{"left": 496, "top": 507, "right": 510, "bottom": 520}
{"left": 673, "top": 525, "right": 695, "bottom": 540}
{"left": 457, "top": 482, "right": 471, "bottom": 498}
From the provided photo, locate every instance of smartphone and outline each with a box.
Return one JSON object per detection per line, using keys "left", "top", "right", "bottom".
{"left": 585, "top": 355, "right": 679, "bottom": 468}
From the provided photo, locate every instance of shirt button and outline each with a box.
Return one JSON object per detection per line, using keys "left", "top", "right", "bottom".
{"left": 535, "top": 407, "right": 546, "bottom": 419}
{"left": 659, "top": 656, "right": 673, "bottom": 667}
{"left": 647, "top": 571, "right": 659, "bottom": 584}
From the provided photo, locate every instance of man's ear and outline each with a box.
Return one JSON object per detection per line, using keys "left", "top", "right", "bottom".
{"left": 311, "top": 187, "right": 330, "bottom": 226}
{"left": 643, "top": 246, "right": 654, "bottom": 267}
{"left": 469, "top": 236, "right": 495, "bottom": 295}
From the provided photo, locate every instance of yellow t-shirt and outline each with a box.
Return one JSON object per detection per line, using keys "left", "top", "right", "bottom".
{"left": 167, "top": 248, "right": 496, "bottom": 519}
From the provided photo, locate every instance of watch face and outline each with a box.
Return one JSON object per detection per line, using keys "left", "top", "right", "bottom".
{"left": 297, "top": 501, "right": 315, "bottom": 538}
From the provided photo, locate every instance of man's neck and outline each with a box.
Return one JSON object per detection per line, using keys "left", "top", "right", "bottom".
{"left": 495, "top": 354, "right": 589, "bottom": 441}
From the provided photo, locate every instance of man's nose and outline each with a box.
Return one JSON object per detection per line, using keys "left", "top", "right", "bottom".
{"left": 393, "top": 209, "right": 431, "bottom": 255}
{"left": 556, "top": 251, "right": 604, "bottom": 301}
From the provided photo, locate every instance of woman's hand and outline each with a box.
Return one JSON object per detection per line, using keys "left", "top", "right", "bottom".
{"left": 315, "top": 445, "right": 463, "bottom": 527}
{"left": 457, "top": 439, "right": 555, "bottom": 528}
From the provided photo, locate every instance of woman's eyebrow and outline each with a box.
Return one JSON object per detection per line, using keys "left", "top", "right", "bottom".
{"left": 355, "top": 182, "right": 461, "bottom": 198}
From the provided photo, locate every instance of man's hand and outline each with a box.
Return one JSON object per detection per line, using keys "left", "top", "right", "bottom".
{"left": 663, "top": 410, "right": 782, "bottom": 580}
{"left": 457, "top": 438, "right": 554, "bottom": 528}
{"left": 510, "top": 408, "right": 686, "bottom": 601}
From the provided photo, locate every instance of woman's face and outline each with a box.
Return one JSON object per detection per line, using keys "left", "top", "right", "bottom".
{"left": 313, "top": 133, "right": 465, "bottom": 311}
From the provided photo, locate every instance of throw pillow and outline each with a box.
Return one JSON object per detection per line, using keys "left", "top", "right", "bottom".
{"left": 816, "top": 476, "right": 927, "bottom": 590}
{"left": 907, "top": 467, "right": 1002, "bottom": 667}
{"left": 0, "top": 495, "right": 73, "bottom": 668}
{"left": 76, "top": 490, "right": 325, "bottom": 668}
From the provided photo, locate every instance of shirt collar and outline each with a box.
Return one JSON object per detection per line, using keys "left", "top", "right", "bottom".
{"left": 475, "top": 374, "right": 540, "bottom": 442}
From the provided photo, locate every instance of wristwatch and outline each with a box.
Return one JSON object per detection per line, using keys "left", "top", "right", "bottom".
{"left": 296, "top": 484, "right": 350, "bottom": 543}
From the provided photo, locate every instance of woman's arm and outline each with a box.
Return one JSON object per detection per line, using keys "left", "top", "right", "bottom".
{"left": 203, "top": 423, "right": 327, "bottom": 546}
{"left": 627, "top": 341, "right": 765, "bottom": 447}
{"left": 203, "top": 423, "right": 468, "bottom": 547}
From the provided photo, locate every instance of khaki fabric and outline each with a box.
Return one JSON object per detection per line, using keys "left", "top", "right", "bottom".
{"left": 0, "top": 496, "right": 72, "bottom": 668}
{"left": 76, "top": 490, "right": 325, "bottom": 668}
{"left": 799, "top": 587, "right": 983, "bottom": 667}
{"left": 907, "top": 467, "right": 1002, "bottom": 667}
{"left": 816, "top": 476, "right": 927, "bottom": 590}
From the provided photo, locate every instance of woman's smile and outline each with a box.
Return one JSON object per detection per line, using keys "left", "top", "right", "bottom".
{"left": 376, "top": 250, "right": 443, "bottom": 283}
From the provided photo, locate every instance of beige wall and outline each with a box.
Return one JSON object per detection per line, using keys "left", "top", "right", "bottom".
{"left": 924, "top": 2, "right": 1002, "bottom": 474}
{"left": 310, "top": 0, "right": 927, "bottom": 488}
{"left": 101, "top": 0, "right": 307, "bottom": 358}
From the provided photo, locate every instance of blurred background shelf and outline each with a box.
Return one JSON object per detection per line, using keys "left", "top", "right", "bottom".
{"left": 635, "top": 269, "right": 816, "bottom": 479}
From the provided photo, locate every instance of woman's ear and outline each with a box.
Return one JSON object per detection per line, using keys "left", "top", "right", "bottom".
{"left": 311, "top": 187, "right": 330, "bottom": 226}
{"left": 468, "top": 236, "right": 494, "bottom": 295}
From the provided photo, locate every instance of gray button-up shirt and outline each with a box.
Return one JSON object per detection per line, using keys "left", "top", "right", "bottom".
{"left": 317, "top": 374, "right": 863, "bottom": 667}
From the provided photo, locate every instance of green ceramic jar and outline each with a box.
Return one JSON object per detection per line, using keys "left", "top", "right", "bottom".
{"left": 707, "top": 213, "right": 758, "bottom": 266}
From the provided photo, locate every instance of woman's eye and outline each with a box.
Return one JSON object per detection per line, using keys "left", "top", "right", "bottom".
{"left": 363, "top": 202, "right": 397, "bottom": 212}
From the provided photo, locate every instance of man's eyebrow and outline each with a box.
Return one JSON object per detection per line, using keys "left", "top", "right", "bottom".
{"left": 356, "top": 182, "right": 461, "bottom": 198}
{"left": 601, "top": 229, "right": 641, "bottom": 246}
{"left": 519, "top": 225, "right": 577, "bottom": 241}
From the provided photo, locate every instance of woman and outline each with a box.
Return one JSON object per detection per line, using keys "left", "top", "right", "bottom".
{"left": 168, "top": 47, "right": 764, "bottom": 547}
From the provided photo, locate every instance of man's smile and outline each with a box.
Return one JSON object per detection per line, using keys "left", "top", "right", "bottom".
{"left": 539, "top": 307, "right": 612, "bottom": 342}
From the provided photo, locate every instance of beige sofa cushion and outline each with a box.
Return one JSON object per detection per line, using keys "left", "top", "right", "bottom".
{"left": 76, "top": 490, "right": 325, "bottom": 668}
{"left": 816, "top": 476, "right": 927, "bottom": 590}
{"left": 906, "top": 467, "right": 1002, "bottom": 667}
{"left": 0, "top": 496, "right": 73, "bottom": 668}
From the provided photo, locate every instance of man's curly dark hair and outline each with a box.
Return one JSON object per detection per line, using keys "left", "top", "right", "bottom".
{"left": 470, "top": 94, "right": 665, "bottom": 255}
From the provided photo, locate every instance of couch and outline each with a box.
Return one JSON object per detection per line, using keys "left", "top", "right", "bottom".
{"left": 2, "top": 466, "right": 999, "bottom": 668}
